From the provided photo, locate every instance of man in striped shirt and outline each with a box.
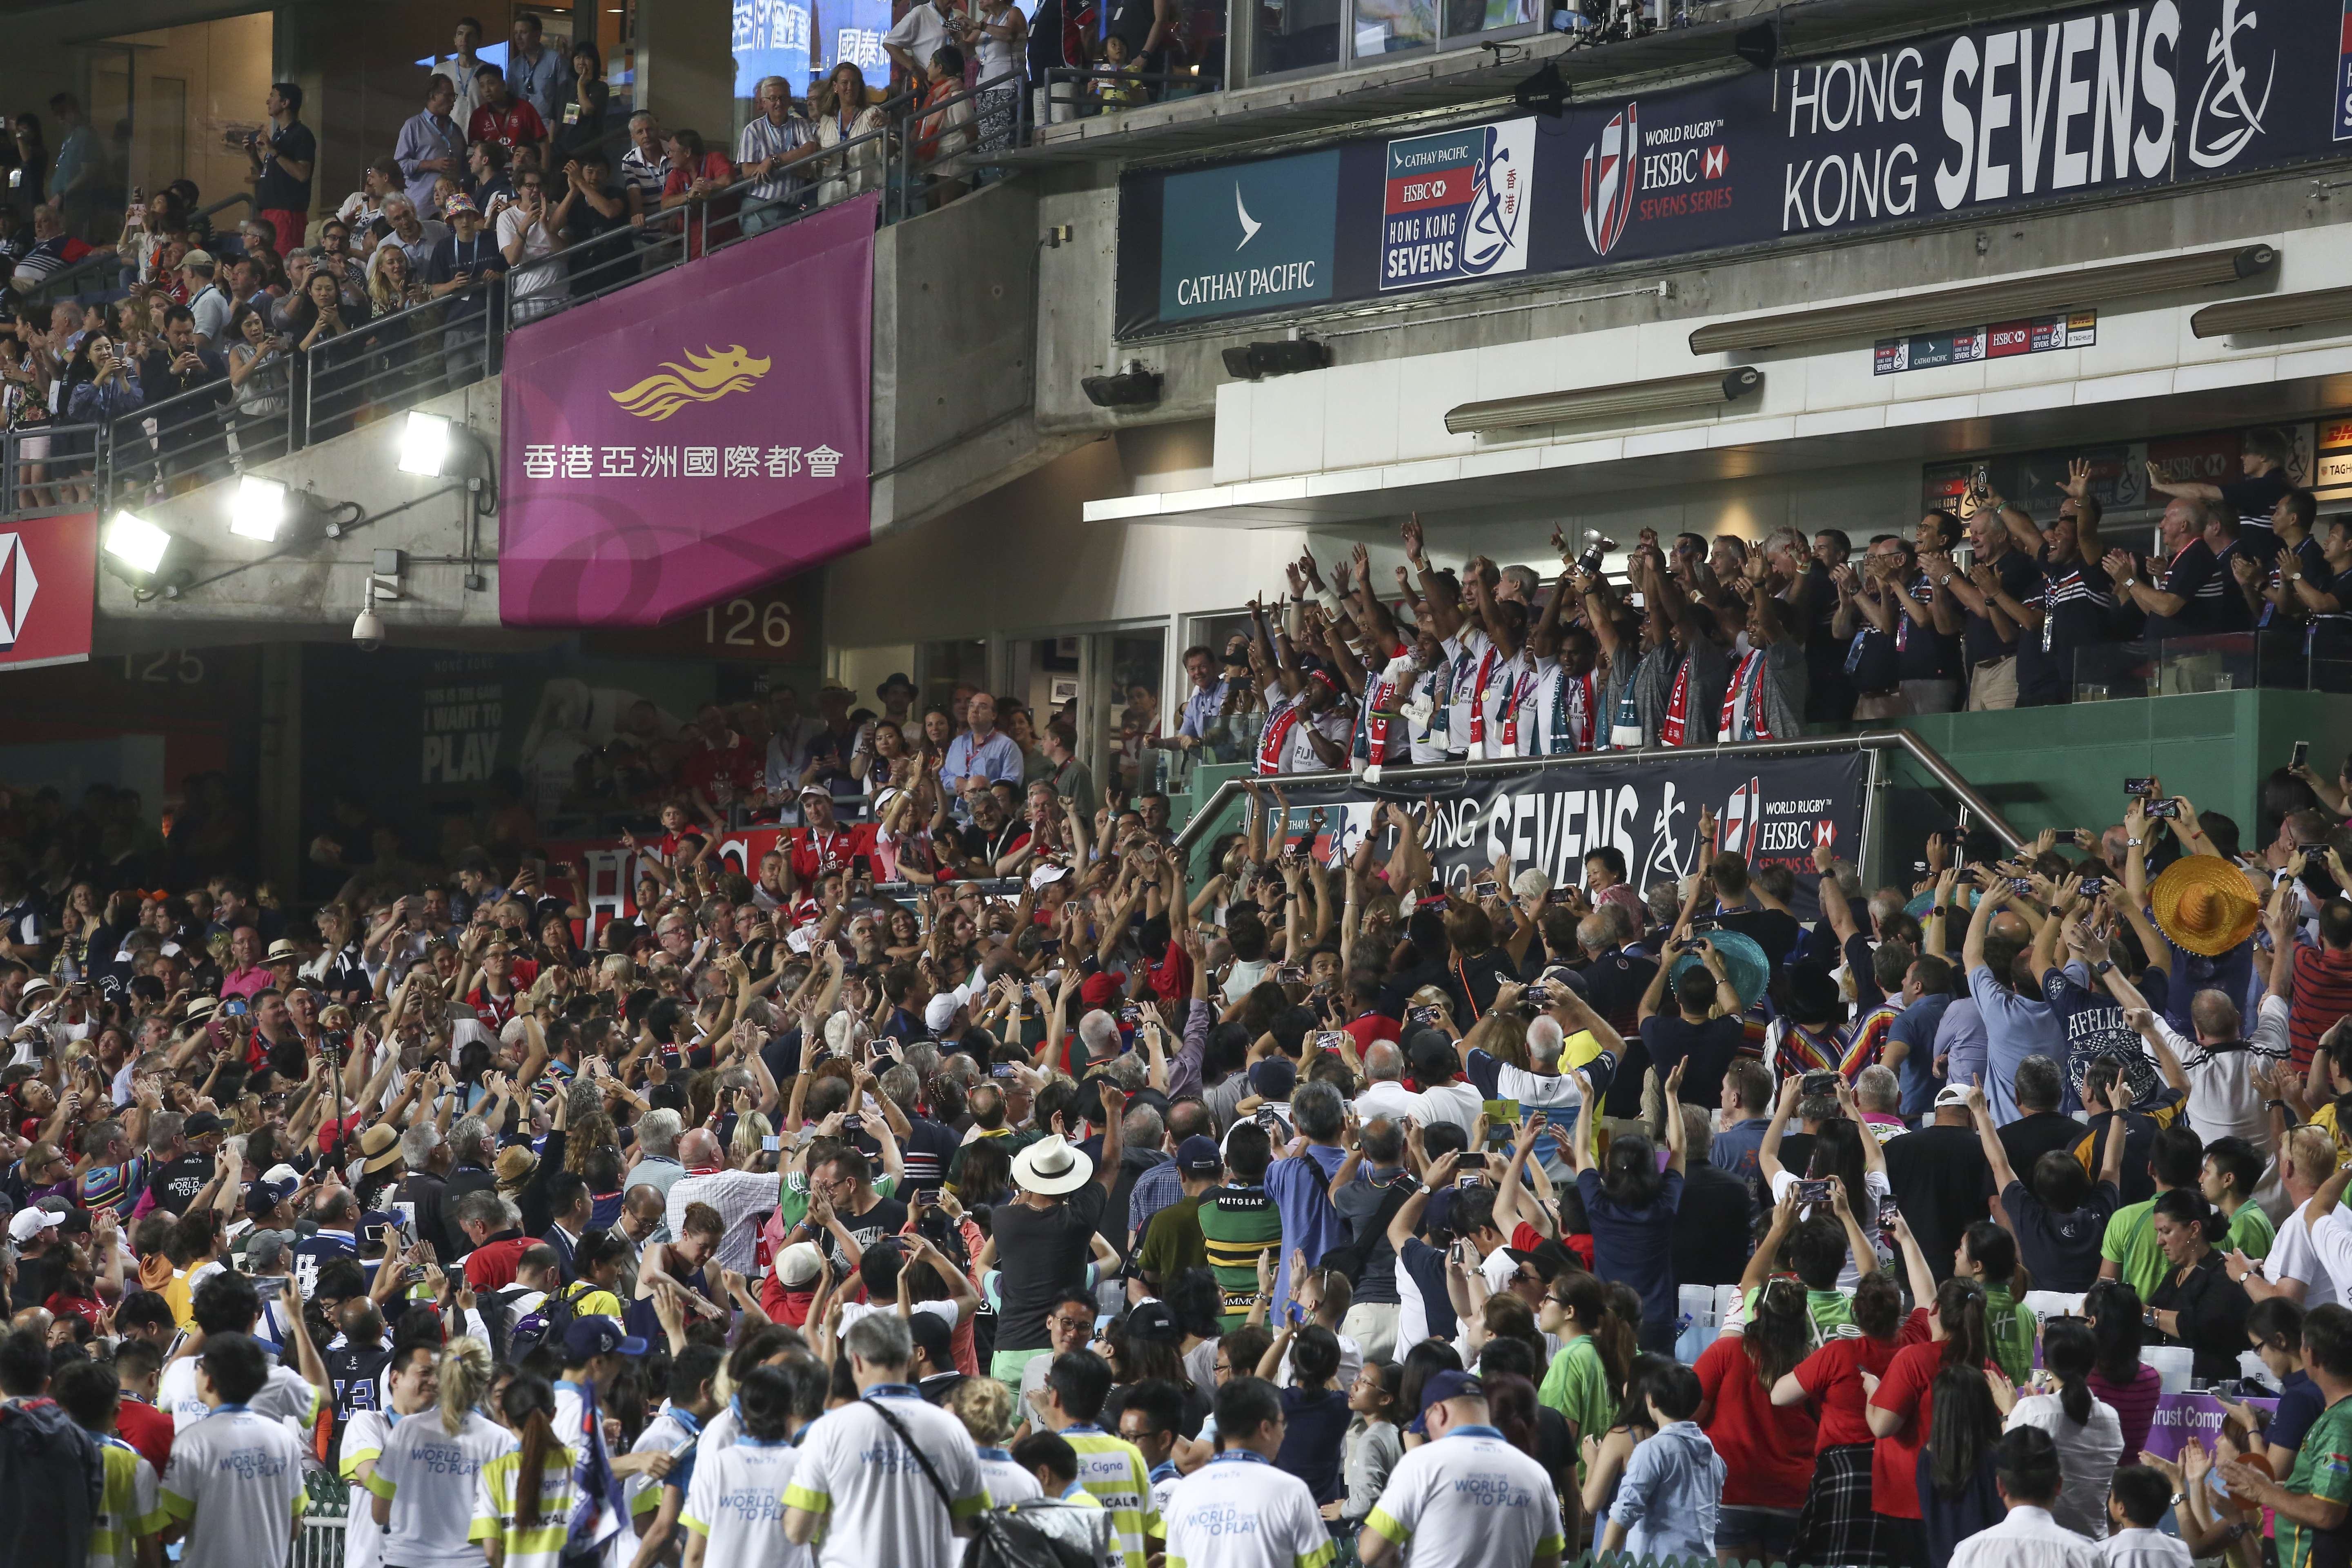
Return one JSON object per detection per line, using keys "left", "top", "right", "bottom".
{"left": 737, "top": 77, "right": 817, "bottom": 233}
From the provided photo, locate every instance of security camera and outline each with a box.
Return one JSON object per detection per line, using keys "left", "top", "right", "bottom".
{"left": 352, "top": 574, "right": 401, "bottom": 651}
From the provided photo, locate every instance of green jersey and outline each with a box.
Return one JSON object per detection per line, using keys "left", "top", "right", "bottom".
{"left": 2226, "top": 1201, "right": 2276, "bottom": 1262}
{"left": 2101, "top": 1197, "right": 2166, "bottom": 1303}
{"left": 1197, "top": 1183, "right": 1281, "bottom": 1328}
{"left": 2279, "top": 1394, "right": 2352, "bottom": 1568}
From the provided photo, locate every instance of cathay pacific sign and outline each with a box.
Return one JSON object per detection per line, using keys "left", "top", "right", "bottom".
{"left": 1159, "top": 149, "right": 1341, "bottom": 323}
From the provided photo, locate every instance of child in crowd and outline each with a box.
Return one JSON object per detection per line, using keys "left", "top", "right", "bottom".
{"left": 1600, "top": 1361, "right": 1724, "bottom": 1563}
{"left": 1341, "top": 1361, "right": 1402, "bottom": 1542}
{"left": 1089, "top": 35, "right": 1146, "bottom": 110}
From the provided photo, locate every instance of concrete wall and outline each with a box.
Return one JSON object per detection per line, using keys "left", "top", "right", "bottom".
{"left": 96, "top": 377, "right": 505, "bottom": 651}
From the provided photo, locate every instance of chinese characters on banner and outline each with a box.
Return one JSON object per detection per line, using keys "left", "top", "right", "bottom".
{"left": 518, "top": 444, "right": 844, "bottom": 480}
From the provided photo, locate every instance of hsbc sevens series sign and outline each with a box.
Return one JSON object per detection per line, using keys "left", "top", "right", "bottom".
{"left": 1250, "top": 748, "right": 1867, "bottom": 922}
{"left": 0, "top": 511, "right": 96, "bottom": 673}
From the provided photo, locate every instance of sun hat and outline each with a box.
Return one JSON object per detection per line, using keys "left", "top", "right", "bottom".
{"left": 358, "top": 1122, "right": 404, "bottom": 1174}
{"left": 1011, "top": 1133, "right": 1095, "bottom": 1196}
{"left": 2149, "top": 855, "right": 2261, "bottom": 958}
{"left": 878, "top": 672, "right": 918, "bottom": 697}
{"left": 1665, "top": 928, "right": 1770, "bottom": 1012}
{"left": 495, "top": 1145, "right": 539, "bottom": 1187}
{"left": 265, "top": 939, "right": 301, "bottom": 963}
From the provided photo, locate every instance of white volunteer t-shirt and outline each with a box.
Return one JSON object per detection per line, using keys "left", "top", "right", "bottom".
{"left": 682, "top": 1436, "right": 811, "bottom": 1568}
{"left": 1362, "top": 1426, "right": 1565, "bottom": 1568}
{"left": 159, "top": 1406, "right": 308, "bottom": 1568}
{"left": 340, "top": 1407, "right": 394, "bottom": 1568}
{"left": 160, "top": 1353, "right": 322, "bottom": 1434}
{"left": 1163, "top": 1450, "right": 1329, "bottom": 1568}
{"left": 782, "top": 1389, "right": 991, "bottom": 1568}
{"left": 374, "top": 1408, "right": 515, "bottom": 1568}
{"left": 2265, "top": 1198, "right": 2345, "bottom": 1309}
{"left": 627, "top": 1405, "right": 698, "bottom": 1526}
{"left": 837, "top": 1299, "right": 958, "bottom": 1337}
{"left": 978, "top": 1449, "right": 1045, "bottom": 1507}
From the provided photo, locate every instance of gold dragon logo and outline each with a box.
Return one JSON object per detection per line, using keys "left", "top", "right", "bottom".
{"left": 608, "top": 345, "right": 773, "bottom": 421}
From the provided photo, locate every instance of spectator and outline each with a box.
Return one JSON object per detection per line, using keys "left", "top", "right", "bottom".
{"left": 1357, "top": 1372, "right": 1562, "bottom": 1568}
{"left": 423, "top": 196, "right": 503, "bottom": 384}
{"left": 1884, "top": 1084, "right": 1994, "bottom": 1286}
{"left": 2145, "top": 1188, "right": 2252, "bottom": 1383}
{"left": 657, "top": 129, "right": 737, "bottom": 259}
{"left": 552, "top": 41, "right": 612, "bottom": 167}
{"left": 782, "top": 1313, "right": 990, "bottom": 1567}
{"left": 737, "top": 77, "right": 817, "bottom": 234}
{"left": 990, "top": 1109, "right": 1120, "bottom": 1385}
{"left": 1160, "top": 1378, "right": 1329, "bottom": 1568}
{"left": 812, "top": 64, "right": 889, "bottom": 208}
{"left": 394, "top": 76, "right": 470, "bottom": 212}
{"left": 45, "top": 94, "right": 100, "bottom": 235}
{"left": 466, "top": 65, "right": 546, "bottom": 157}
{"left": 496, "top": 167, "right": 562, "bottom": 325}
{"left": 158, "top": 1333, "right": 306, "bottom": 1568}
{"left": 243, "top": 83, "right": 314, "bottom": 258}
{"left": 10, "top": 202, "right": 92, "bottom": 292}
{"left": 506, "top": 13, "right": 576, "bottom": 127}
{"left": 1948, "top": 1427, "right": 2100, "bottom": 1568}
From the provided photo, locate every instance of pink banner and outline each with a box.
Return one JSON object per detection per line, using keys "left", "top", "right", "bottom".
{"left": 497, "top": 194, "right": 878, "bottom": 627}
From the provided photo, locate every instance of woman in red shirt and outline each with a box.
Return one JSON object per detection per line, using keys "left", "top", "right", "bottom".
{"left": 1777, "top": 1267, "right": 1929, "bottom": 1566}
{"left": 1694, "top": 1277, "right": 1816, "bottom": 1562}
{"left": 1866, "top": 1275, "right": 2005, "bottom": 1568}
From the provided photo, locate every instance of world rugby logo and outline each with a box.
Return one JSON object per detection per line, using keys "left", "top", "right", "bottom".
{"left": 1580, "top": 101, "right": 1638, "bottom": 256}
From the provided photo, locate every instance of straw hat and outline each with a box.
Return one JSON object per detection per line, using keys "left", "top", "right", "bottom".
{"left": 2149, "top": 855, "right": 2261, "bottom": 958}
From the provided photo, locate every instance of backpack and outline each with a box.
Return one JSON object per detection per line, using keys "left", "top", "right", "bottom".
{"left": 1318, "top": 1172, "right": 1417, "bottom": 1287}
{"left": 508, "top": 1281, "right": 589, "bottom": 1366}
{"left": 0, "top": 1397, "right": 102, "bottom": 1568}
{"left": 864, "top": 1397, "right": 1092, "bottom": 1568}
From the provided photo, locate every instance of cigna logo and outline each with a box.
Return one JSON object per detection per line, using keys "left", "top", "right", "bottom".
{"left": 609, "top": 346, "right": 773, "bottom": 421}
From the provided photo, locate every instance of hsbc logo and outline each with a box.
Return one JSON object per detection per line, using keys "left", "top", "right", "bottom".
{"left": 1580, "top": 102, "right": 1638, "bottom": 256}
{"left": 1639, "top": 141, "right": 1730, "bottom": 192}
{"left": 0, "top": 532, "right": 39, "bottom": 652}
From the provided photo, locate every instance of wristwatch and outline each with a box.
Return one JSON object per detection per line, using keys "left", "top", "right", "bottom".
{"left": 2127, "top": 835, "right": 2145, "bottom": 848}
{"left": 2092, "top": 960, "right": 2116, "bottom": 978}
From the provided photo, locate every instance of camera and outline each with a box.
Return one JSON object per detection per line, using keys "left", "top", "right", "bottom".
{"left": 352, "top": 603, "right": 385, "bottom": 651}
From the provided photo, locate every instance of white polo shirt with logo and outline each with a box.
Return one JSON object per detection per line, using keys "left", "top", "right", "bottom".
{"left": 159, "top": 1405, "right": 308, "bottom": 1568}
{"left": 1360, "top": 1424, "right": 1564, "bottom": 1568}
{"left": 1163, "top": 1449, "right": 1333, "bottom": 1568}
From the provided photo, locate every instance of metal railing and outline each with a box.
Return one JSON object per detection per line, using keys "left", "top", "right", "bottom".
{"left": 0, "top": 421, "right": 101, "bottom": 513}
{"left": 1038, "top": 66, "right": 1221, "bottom": 122}
{"left": 14, "top": 71, "right": 1033, "bottom": 522}
{"left": 29, "top": 189, "right": 258, "bottom": 305}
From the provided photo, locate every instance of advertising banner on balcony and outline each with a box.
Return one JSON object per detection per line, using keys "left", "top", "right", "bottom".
{"left": 0, "top": 511, "right": 95, "bottom": 673}
{"left": 499, "top": 194, "right": 875, "bottom": 628}
{"left": 1116, "top": 0, "right": 2352, "bottom": 336}
{"left": 1225, "top": 748, "right": 1869, "bottom": 920}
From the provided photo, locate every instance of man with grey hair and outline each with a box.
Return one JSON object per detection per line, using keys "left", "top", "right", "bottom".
{"left": 442, "top": 1113, "right": 496, "bottom": 1210}
{"left": 1855, "top": 1064, "right": 1907, "bottom": 1142}
{"left": 737, "top": 75, "right": 815, "bottom": 232}
{"left": 1127, "top": 1098, "right": 1214, "bottom": 1241}
{"left": 1355, "top": 1040, "right": 1414, "bottom": 1123}
{"left": 1328, "top": 1115, "right": 1412, "bottom": 1362}
{"left": 455, "top": 1189, "right": 530, "bottom": 1290}
{"left": 784, "top": 1310, "right": 988, "bottom": 1565}
{"left": 873, "top": 1063, "right": 958, "bottom": 1190}
{"left": 1494, "top": 562, "right": 1543, "bottom": 605}
{"left": 243, "top": 1229, "right": 298, "bottom": 1351}
{"left": 1265, "top": 1080, "right": 1350, "bottom": 1307}
{"left": 1076, "top": 1009, "right": 1121, "bottom": 1066}
{"left": 396, "top": 1117, "right": 455, "bottom": 1263}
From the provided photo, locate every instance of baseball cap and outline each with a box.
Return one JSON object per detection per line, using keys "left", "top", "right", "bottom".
{"left": 797, "top": 780, "right": 832, "bottom": 800}
{"left": 924, "top": 991, "right": 962, "bottom": 1033}
{"left": 1408, "top": 1033, "right": 1457, "bottom": 1084}
{"left": 244, "top": 1176, "right": 298, "bottom": 1218}
{"left": 1248, "top": 1058, "right": 1297, "bottom": 1102}
{"left": 1417, "top": 1370, "right": 1484, "bottom": 1421}
{"left": 183, "top": 1111, "right": 226, "bottom": 1137}
{"left": 1933, "top": 1083, "right": 1972, "bottom": 1108}
{"left": 1174, "top": 1134, "right": 1223, "bottom": 1175}
{"left": 562, "top": 1315, "right": 647, "bottom": 1361}
{"left": 906, "top": 1305, "right": 955, "bottom": 1367}
{"left": 180, "top": 248, "right": 215, "bottom": 270}
{"left": 1079, "top": 972, "right": 1123, "bottom": 1011}
{"left": 1504, "top": 1238, "right": 1575, "bottom": 1283}
{"left": 8, "top": 1207, "right": 62, "bottom": 1243}
{"left": 1124, "top": 1300, "right": 1180, "bottom": 1344}
{"left": 1029, "top": 863, "right": 1070, "bottom": 891}
{"left": 775, "top": 1240, "right": 825, "bottom": 1289}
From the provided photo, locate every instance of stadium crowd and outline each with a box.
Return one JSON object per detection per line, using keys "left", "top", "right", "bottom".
{"left": 10, "top": 562, "right": 2352, "bottom": 1568}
